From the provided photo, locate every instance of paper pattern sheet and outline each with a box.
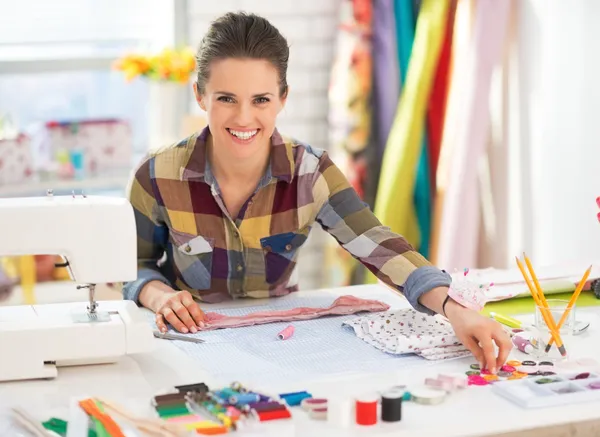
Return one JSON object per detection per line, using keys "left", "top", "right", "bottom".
{"left": 450, "top": 261, "right": 600, "bottom": 302}
{"left": 149, "top": 294, "right": 436, "bottom": 384}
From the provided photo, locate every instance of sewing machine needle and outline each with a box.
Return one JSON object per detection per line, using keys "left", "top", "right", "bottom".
{"left": 153, "top": 330, "right": 205, "bottom": 343}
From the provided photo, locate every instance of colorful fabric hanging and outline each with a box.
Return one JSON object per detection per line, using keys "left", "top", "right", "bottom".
{"left": 325, "top": 0, "right": 374, "bottom": 287}
{"left": 401, "top": 0, "right": 433, "bottom": 259}
{"left": 426, "top": 0, "right": 456, "bottom": 192}
{"left": 433, "top": 0, "right": 511, "bottom": 271}
{"left": 372, "top": 0, "right": 401, "bottom": 162}
{"left": 429, "top": 0, "right": 476, "bottom": 265}
{"left": 394, "top": 0, "right": 422, "bottom": 253}
{"left": 370, "top": 0, "right": 449, "bottom": 284}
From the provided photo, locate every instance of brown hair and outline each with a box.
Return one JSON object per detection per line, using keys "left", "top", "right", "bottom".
{"left": 195, "top": 12, "right": 290, "bottom": 97}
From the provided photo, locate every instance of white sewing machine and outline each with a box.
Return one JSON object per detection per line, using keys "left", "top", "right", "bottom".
{"left": 0, "top": 192, "right": 154, "bottom": 382}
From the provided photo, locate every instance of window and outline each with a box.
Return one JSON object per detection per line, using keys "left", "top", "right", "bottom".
{"left": 0, "top": 0, "right": 177, "bottom": 157}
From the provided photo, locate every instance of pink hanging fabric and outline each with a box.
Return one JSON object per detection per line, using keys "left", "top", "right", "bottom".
{"left": 198, "top": 295, "right": 390, "bottom": 331}
{"left": 435, "top": 0, "right": 511, "bottom": 270}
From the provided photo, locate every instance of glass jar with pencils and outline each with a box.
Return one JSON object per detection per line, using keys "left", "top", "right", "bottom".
{"left": 533, "top": 299, "right": 575, "bottom": 361}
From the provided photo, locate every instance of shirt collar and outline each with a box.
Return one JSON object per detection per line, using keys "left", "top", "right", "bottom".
{"left": 180, "top": 126, "right": 294, "bottom": 184}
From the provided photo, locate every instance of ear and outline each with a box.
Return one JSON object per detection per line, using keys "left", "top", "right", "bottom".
{"left": 193, "top": 82, "right": 207, "bottom": 111}
{"left": 279, "top": 85, "right": 289, "bottom": 113}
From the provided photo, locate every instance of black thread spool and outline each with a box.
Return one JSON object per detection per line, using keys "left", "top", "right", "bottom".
{"left": 381, "top": 390, "right": 403, "bottom": 422}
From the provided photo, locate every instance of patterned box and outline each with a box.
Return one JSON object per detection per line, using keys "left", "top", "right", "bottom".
{"left": 0, "top": 134, "right": 33, "bottom": 186}
{"left": 45, "top": 119, "right": 133, "bottom": 174}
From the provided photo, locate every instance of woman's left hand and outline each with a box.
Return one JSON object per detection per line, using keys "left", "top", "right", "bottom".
{"left": 444, "top": 299, "right": 512, "bottom": 373}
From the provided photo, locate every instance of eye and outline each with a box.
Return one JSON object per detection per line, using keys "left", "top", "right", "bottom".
{"left": 217, "top": 96, "right": 235, "bottom": 103}
{"left": 254, "top": 97, "right": 270, "bottom": 104}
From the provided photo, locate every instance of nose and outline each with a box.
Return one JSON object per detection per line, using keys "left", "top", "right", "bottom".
{"left": 234, "top": 101, "right": 254, "bottom": 126}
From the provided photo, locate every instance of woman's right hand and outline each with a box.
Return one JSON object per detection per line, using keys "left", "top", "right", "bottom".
{"left": 139, "top": 281, "right": 206, "bottom": 334}
{"left": 155, "top": 290, "right": 206, "bottom": 333}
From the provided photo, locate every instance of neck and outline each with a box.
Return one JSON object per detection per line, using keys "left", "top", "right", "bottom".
{"left": 207, "top": 136, "right": 270, "bottom": 184}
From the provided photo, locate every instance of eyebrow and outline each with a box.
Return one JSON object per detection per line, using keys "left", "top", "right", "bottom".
{"left": 215, "top": 91, "right": 274, "bottom": 98}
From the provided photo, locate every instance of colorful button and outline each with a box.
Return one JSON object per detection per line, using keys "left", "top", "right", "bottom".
{"left": 538, "top": 361, "right": 554, "bottom": 366}
{"left": 497, "top": 371, "right": 512, "bottom": 378}
{"left": 574, "top": 372, "right": 591, "bottom": 380}
{"left": 501, "top": 365, "right": 516, "bottom": 373}
{"left": 482, "top": 374, "right": 498, "bottom": 382}
{"left": 480, "top": 368, "right": 491, "bottom": 375}
{"left": 466, "top": 370, "right": 480, "bottom": 376}
{"left": 521, "top": 360, "right": 536, "bottom": 366}
{"left": 508, "top": 374, "right": 526, "bottom": 380}
{"left": 507, "top": 360, "right": 522, "bottom": 367}
{"left": 470, "top": 364, "right": 481, "bottom": 370}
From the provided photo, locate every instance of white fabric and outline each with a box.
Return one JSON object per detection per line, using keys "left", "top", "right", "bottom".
{"left": 343, "top": 308, "right": 471, "bottom": 360}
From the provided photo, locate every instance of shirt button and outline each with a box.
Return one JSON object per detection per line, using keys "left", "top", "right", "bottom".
{"left": 236, "top": 264, "right": 243, "bottom": 272}
{"left": 185, "top": 245, "right": 192, "bottom": 253}
{"left": 285, "top": 244, "right": 293, "bottom": 251}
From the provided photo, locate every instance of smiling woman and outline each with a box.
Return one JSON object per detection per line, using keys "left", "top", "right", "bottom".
{"left": 122, "top": 11, "right": 512, "bottom": 374}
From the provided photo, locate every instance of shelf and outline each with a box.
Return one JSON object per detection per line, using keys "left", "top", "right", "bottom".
{"left": 0, "top": 171, "right": 131, "bottom": 197}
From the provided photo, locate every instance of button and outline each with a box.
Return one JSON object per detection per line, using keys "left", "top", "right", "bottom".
{"left": 236, "top": 264, "right": 243, "bottom": 272}
{"left": 234, "top": 232, "right": 240, "bottom": 238}
{"left": 185, "top": 245, "right": 192, "bottom": 253}
{"left": 285, "top": 244, "right": 293, "bottom": 251}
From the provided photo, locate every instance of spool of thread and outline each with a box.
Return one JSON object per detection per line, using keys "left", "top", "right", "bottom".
{"left": 245, "top": 401, "right": 287, "bottom": 413}
{"left": 326, "top": 397, "right": 352, "bottom": 427}
{"left": 381, "top": 390, "right": 403, "bottom": 422}
{"left": 277, "top": 325, "right": 295, "bottom": 340}
{"left": 229, "top": 393, "right": 259, "bottom": 405}
{"left": 301, "top": 398, "right": 327, "bottom": 411}
{"left": 410, "top": 387, "right": 446, "bottom": 405}
{"left": 309, "top": 407, "right": 327, "bottom": 421}
{"left": 355, "top": 395, "right": 378, "bottom": 426}
{"left": 217, "top": 388, "right": 239, "bottom": 400}
{"left": 280, "top": 391, "right": 312, "bottom": 406}
{"left": 253, "top": 408, "right": 292, "bottom": 421}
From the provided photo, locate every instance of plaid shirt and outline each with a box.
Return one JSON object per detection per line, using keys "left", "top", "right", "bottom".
{"left": 123, "top": 127, "right": 451, "bottom": 313}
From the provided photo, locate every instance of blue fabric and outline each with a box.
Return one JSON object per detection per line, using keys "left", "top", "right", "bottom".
{"left": 395, "top": 0, "right": 431, "bottom": 257}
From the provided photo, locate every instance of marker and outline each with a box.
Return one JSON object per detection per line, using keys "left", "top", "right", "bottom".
{"left": 489, "top": 312, "right": 523, "bottom": 329}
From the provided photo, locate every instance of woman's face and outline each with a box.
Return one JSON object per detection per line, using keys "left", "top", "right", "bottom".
{"left": 195, "top": 58, "right": 286, "bottom": 161}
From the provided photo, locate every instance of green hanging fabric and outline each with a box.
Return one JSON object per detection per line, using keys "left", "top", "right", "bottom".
{"left": 371, "top": 0, "right": 449, "bottom": 282}
{"left": 395, "top": 0, "right": 432, "bottom": 258}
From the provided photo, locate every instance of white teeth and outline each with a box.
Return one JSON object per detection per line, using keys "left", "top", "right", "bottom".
{"left": 228, "top": 129, "right": 257, "bottom": 140}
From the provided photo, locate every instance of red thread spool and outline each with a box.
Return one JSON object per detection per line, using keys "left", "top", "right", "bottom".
{"left": 255, "top": 408, "right": 292, "bottom": 421}
{"left": 355, "top": 395, "right": 378, "bottom": 426}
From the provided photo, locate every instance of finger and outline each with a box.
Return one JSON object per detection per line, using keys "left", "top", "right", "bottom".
{"left": 162, "top": 307, "right": 188, "bottom": 333}
{"left": 155, "top": 313, "right": 168, "bottom": 333}
{"left": 480, "top": 337, "right": 498, "bottom": 373}
{"left": 171, "top": 301, "right": 197, "bottom": 333}
{"left": 182, "top": 296, "right": 206, "bottom": 327}
{"left": 493, "top": 328, "right": 513, "bottom": 369}
{"left": 462, "top": 336, "right": 484, "bottom": 368}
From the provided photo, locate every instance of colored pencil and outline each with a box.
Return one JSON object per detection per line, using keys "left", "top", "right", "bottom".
{"left": 515, "top": 256, "right": 566, "bottom": 356}
{"left": 544, "top": 265, "right": 592, "bottom": 352}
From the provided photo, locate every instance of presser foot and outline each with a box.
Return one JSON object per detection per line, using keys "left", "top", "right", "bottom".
{"left": 72, "top": 283, "right": 111, "bottom": 323}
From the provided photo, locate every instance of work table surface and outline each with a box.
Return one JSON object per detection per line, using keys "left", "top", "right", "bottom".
{"left": 2, "top": 284, "right": 600, "bottom": 437}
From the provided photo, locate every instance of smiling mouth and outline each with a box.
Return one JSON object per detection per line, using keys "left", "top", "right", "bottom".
{"left": 227, "top": 128, "right": 259, "bottom": 141}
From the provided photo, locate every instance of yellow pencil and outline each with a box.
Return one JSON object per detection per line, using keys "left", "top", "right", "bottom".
{"left": 544, "top": 265, "right": 592, "bottom": 352}
{"left": 515, "top": 256, "right": 566, "bottom": 356}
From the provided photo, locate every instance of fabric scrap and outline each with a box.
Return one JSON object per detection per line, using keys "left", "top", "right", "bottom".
{"left": 199, "top": 295, "right": 390, "bottom": 331}
{"left": 343, "top": 308, "right": 470, "bottom": 360}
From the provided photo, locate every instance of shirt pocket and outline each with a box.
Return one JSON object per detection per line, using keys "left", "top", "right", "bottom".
{"left": 260, "top": 227, "right": 310, "bottom": 284}
{"left": 169, "top": 229, "right": 214, "bottom": 290}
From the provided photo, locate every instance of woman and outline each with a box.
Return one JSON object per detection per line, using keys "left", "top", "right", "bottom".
{"left": 123, "top": 11, "right": 511, "bottom": 373}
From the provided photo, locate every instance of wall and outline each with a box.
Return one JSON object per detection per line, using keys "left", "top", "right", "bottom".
{"left": 506, "top": 0, "right": 600, "bottom": 267}
{"left": 185, "top": 0, "right": 341, "bottom": 290}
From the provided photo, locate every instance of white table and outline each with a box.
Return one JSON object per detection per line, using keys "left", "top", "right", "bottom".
{"left": 2, "top": 284, "right": 600, "bottom": 437}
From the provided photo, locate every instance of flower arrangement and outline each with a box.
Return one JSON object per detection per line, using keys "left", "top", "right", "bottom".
{"left": 112, "top": 47, "right": 196, "bottom": 84}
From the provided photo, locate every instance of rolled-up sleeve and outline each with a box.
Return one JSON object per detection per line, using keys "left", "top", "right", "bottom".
{"left": 122, "top": 158, "right": 172, "bottom": 304}
{"left": 312, "top": 152, "right": 451, "bottom": 315}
